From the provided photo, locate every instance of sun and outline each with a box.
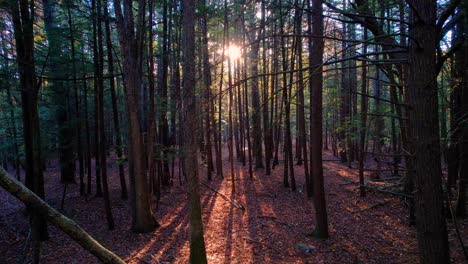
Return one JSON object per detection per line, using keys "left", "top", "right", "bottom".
{"left": 227, "top": 44, "right": 241, "bottom": 61}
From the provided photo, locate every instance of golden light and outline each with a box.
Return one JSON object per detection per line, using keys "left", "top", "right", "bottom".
{"left": 227, "top": 44, "right": 241, "bottom": 61}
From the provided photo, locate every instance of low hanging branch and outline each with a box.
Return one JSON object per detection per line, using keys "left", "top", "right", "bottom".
{"left": 0, "top": 168, "right": 126, "bottom": 264}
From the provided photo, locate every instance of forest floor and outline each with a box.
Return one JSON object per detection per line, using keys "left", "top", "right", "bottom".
{"left": 1, "top": 150, "right": 467, "bottom": 263}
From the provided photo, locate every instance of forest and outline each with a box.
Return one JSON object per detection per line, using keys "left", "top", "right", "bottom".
{"left": 0, "top": 0, "right": 467, "bottom": 263}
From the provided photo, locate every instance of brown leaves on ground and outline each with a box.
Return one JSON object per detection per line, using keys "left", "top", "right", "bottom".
{"left": 0, "top": 151, "right": 466, "bottom": 263}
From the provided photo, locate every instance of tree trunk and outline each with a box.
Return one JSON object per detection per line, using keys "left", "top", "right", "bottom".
{"left": 43, "top": 0, "right": 76, "bottom": 184}
{"left": 104, "top": 0, "right": 127, "bottom": 200}
{"left": 113, "top": 0, "right": 158, "bottom": 233}
{"left": 181, "top": 1, "right": 208, "bottom": 262}
{"left": 309, "top": 0, "right": 329, "bottom": 239}
{"left": 97, "top": 0, "right": 114, "bottom": 230}
{"left": 0, "top": 168, "right": 125, "bottom": 264}
{"left": 406, "top": 0, "right": 450, "bottom": 262}
{"left": 11, "top": 0, "right": 49, "bottom": 242}
{"left": 66, "top": 2, "right": 85, "bottom": 195}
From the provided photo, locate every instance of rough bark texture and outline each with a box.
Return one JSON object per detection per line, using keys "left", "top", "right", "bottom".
{"left": 113, "top": 0, "right": 158, "bottom": 233}
{"left": 310, "top": 0, "right": 329, "bottom": 239}
{"left": 406, "top": 0, "right": 450, "bottom": 262}
{"left": 181, "top": 1, "right": 208, "bottom": 263}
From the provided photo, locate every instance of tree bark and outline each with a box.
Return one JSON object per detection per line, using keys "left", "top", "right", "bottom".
{"left": 11, "top": 0, "right": 49, "bottom": 241}
{"left": 0, "top": 168, "right": 125, "bottom": 264}
{"left": 406, "top": 0, "right": 450, "bottom": 262}
{"left": 310, "top": 0, "right": 329, "bottom": 239}
{"left": 181, "top": 1, "right": 208, "bottom": 262}
{"left": 113, "top": 0, "right": 158, "bottom": 233}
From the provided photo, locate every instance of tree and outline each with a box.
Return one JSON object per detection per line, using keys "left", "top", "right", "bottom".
{"left": 0, "top": 167, "right": 125, "bottom": 264}
{"left": 406, "top": 0, "right": 450, "bottom": 262}
{"left": 43, "top": 0, "right": 76, "bottom": 184}
{"left": 309, "top": 0, "right": 329, "bottom": 239}
{"left": 10, "top": 0, "right": 49, "bottom": 244}
{"left": 181, "top": 1, "right": 208, "bottom": 263}
{"left": 113, "top": 0, "right": 159, "bottom": 233}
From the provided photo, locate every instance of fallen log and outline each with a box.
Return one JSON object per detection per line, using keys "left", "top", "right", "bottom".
{"left": 0, "top": 167, "right": 126, "bottom": 264}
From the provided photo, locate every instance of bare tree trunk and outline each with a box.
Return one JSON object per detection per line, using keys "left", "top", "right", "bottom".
{"left": 309, "top": 0, "right": 329, "bottom": 239}
{"left": 296, "top": 0, "right": 310, "bottom": 196}
{"left": 181, "top": 1, "right": 208, "bottom": 262}
{"left": 104, "top": 0, "right": 127, "bottom": 200}
{"left": 456, "top": 0, "right": 468, "bottom": 218}
{"left": 97, "top": 0, "right": 114, "bottom": 230}
{"left": 225, "top": 0, "right": 235, "bottom": 193}
{"left": 358, "top": 28, "right": 368, "bottom": 197}
{"left": 66, "top": 2, "right": 85, "bottom": 196}
{"left": 113, "top": 0, "right": 158, "bottom": 233}
{"left": 92, "top": 0, "right": 103, "bottom": 197}
{"left": 147, "top": 0, "right": 159, "bottom": 201}
{"left": 158, "top": 0, "right": 171, "bottom": 187}
{"left": 11, "top": 0, "right": 49, "bottom": 242}
{"left": 201, "top": 3, "right": 213, "bottom": 180}
{"left": 261, "top": 0, "right": 272, "bottom": 175}
{"left": 0, "top": 168, "right": 125, "bottom": 264}
{"left": 406, "top": 0, "right": 450, "bottom": 262}
{"left": 43, "top": 0, "right": 76, "bottom": 184}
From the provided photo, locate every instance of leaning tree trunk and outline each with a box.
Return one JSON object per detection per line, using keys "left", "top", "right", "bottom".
{"left": 0, "top": 168, "right": 125, "bottom": 264}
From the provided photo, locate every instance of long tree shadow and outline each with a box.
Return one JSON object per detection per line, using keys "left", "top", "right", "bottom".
{"left": 123, "top": 174, "right": 224, "bottom": 263}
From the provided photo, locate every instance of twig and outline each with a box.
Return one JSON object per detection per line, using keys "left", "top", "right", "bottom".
{"left": 258, "top": 215, "right": 291, "bottom": 227}
{"left": 361, "top": 184, "right": 413, "bottom": 198}
{"left": 201, "top": 183, "right": 245, "bottom": 211}
{"left": 352, "top": 200, "right": 390, "bottom": 213}
{"left": 244, "top": 237, "right": 281, "bottom": 254}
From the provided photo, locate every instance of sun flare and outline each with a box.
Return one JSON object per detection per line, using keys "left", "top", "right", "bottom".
{"left": 227, "top": 44, "right": 241, "bottom": 61}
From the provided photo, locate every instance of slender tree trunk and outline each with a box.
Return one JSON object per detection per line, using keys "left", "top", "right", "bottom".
{"left": 97, "top": 0, "right": 114, "bottom": 230}
{"left": 66, "top": 2, "right": 85, "bottom": 196}
{"left": 201, "top": 1, "right": 213, "bottom": 180}
{"left": 11, "top": 0, "right": 49, "bottom": 244}
{"left": 358, "top": 28, "right": 368, "bottom": 197}
{"left": 456, "top": 0, "right": 468, "bottom": 218}
{"left": 92, "top": 0, "right": 103, "bottom": 197}
{"left": 261, "top": 0, "right": 272, "bottom": 175}
{"left": 104, "top": 0, "right": 127, "bottom": 200}
{"left": 296, "top": 0, "right": 310, "bottom": 196}
{"left": 43, "top": 0, "right": 76, "bottom": 184}
{"left": 310, "top": 0, "right": 328, "bottom": 239}
{"left": 225, "top": 0, "right": 235, "bottom": 193}
{"left": 181, "top": 1, "right": 208, "bottom": 262}
{"left": 147, "top": 0, "right": 159, "bottom": 201}
{"left": 158, "top": 0, "right": 171, "bottom": 187}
